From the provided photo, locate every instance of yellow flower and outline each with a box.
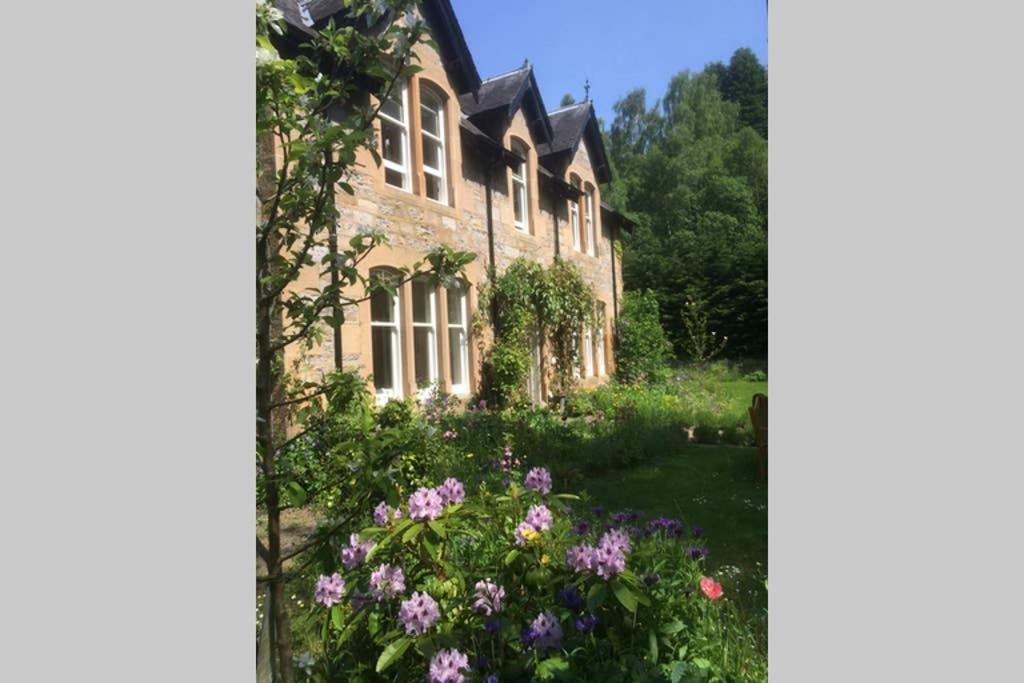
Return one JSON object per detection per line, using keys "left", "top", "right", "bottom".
{"left": 540, "top": 554, "right": 550, "bottom": 565}
{"left": 522, "top": 528, "right": 540, "bottom": 543}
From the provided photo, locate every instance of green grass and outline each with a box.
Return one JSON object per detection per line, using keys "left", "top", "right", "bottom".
{"left": 721, "top": 379, "right": 768, "bottom": 420}
{"left": 580, "top": 444, "right": 767, "bottom": 645}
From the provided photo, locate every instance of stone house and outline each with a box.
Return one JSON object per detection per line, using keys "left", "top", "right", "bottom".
{"left": 273, "top": 0, "right": 633, "bottom": 406}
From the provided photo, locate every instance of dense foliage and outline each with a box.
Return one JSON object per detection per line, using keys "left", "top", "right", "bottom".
{"left": 475, "top": 258, "right": 596, "bottom": 407}
{"left": 604, "top": 49, "right": 767, "bottom": 359}
{"left": 615, "top": 290, "right": 672, "bottom": 384}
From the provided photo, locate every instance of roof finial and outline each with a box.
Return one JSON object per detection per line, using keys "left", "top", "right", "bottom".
{"left": 522, "top": 58, "right": 530, "bottom": 69}
{"left": 584, "top": 78, "right": 591, "bottom": 102}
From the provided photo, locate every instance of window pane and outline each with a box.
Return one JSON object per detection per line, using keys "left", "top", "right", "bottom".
{"left": 382, "top": 120, "right": 404, "bottom": 165}
{"left": 370, "top": 287, "right": 394, "bottom": 322}
{"left": 425, "top": 174, "right": 443, "bottom": 202}
{"left": 422, "top": 136, "right": 441, "bottom": 170}
{"left": 513, "top": 182, "right": 524, "bottom": 224}
{"left": 421, "top": 103, "right": 440, "bottom": 137}
{"left": 381, "top": 91, "right": 402, "bottom": 121}
{"left": 414, "top": 328, "right": 434, "bottom": 387}
{"left": 385, "top": 167, "right": 404, "bottom": 188}
{"left": 372, "top": 327, "right": 395, "bottom": 390}
{"left": 446, "top": 287, "right": 463, "bottom": 325}
{"left": 412, "top": 280, "right": 432, "bottom": 323}
{"left": 448, "top": 328, "right": 464, "bottom": 386}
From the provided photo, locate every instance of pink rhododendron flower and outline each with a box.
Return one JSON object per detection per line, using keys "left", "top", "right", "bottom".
{"left": 514, "top": 521, "right": 539, "bottom": 546}
{"left": 524, "top": 467, "right": 552, "bottom": 495}
{"left": 525, "top": 504, "right": 553, "bottom": 531}
{"left": 529, "top": 611, "right": 563, "bottom": 651}
{"left": 313, "top": 573, "right": 346, "bottom": 607}
{"left": 341, "top": 533, "right": 374, "bottom": 570}
{"left": 399, "top": 591, "right": 440, "bottom": 635}
{"left": 437, "top": 477, "right": 465, "bottom": 506}
{"left": 566, "top": 544, "right": 595, "bottom": 573}
{"left": 429, "top": 648, "right": 469, "bottom": 683}
{"left": 369, "top": 563, "right": 405, "bottom": 600}
{"left": 700, "top": 577, "right": 724, "bottom": 601}
{"left": 373, "top": 500, "right": 402, "bottom": 526}
{"left": 472, "top": 579, "right": 505, "bottom": 615}
{"left": 408, "top": 486, "right": 444, "bottom": 521}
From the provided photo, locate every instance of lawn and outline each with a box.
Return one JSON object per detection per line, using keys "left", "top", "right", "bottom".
{"left": 580, "top": 444, "right": 768, "bottom": 644}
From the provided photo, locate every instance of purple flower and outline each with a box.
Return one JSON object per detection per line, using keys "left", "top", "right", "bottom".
{"left": 590, "top": 543, "right": 626, "bottom": 580}
{"left": 484, "top": 619, "right": 501, "bottom": 634}
{"left": 399, "top": 591, "right": 440, "bottom": 635}
{"left": 428, "top": 648, "right": 469, "bottom": 683}
{"left": 590, "top": 505, "right": 606, "bottom": 517}
{"left": 437, "top": 477, "right": 466, "bottom": 506}
{"left": 691, "top": 525, "right": 704, "bottom": 538}
{"left": 374, "top": 500, "right": 402, "bottom": 526}
{"left": 525, "top": 504, "right": 553, "bottom": 532}
{"left": 369, "top": 563, "right": 405, "bottom": 600}
{"left": 599, "top": 528, "right": 631, "bottom": 555}
{"left": 524, "top": 467, "right": 552, "bottom": 495}
{"left": 520, "top": 626, "right": 536, "bottom": 645}
{"left": 514, "top": 521, "right": 538, "bottom": 546}
{"left": 408, "top": 487, "right": 444, "bottom": 521}
{"left": 687, "top": 546, "right": 709, "bottom": 560}
{"left": 574, "top": 613, "right": 599, "bottom": 633}
{"left": 314, "top": 573, "right": 346, "bottom": 607}
{"left": 610, "top": 510, "right": 641, "bottom": 525}
{"left": 557, "top": 584, "right": 585, "bottom": 612}
{"left": 485, "top": 676, "right": 499, "bottom": 683}
{"left": 647, "top": 516, "right": 684, "bottom": 537}
{"left": 341, "top": 533, "right": 374, "bottom": 570}
{"left": 529, "top": 612, "right": 563, "bottom": 651}
{"left": 472, "top": 579, "right": 505, "bottom": 616}
{"left": 571, "top": 520, "right": 591, "bottom": 536}
{"left": 566, "top": 544, "right": 595, "bottom": 573}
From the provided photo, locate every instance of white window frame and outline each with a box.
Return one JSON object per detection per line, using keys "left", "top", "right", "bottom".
{"left": 412, "top": 279, "right": 439, "bottom": 401}
{"left": 370, "top": 281, "right": 403, "bottom": 406}
{"left": 512, "top": 150, "right": 529, "bottom": 233}
{"left": 380, "top": 80, "right": 411, "bottom": 192}
{"left": 526, "top": 333, "right": 543, "bottom": 404}
{"left": 446, "top": 283, "right": 470, "bottom": 396}
{"left": 585, "top": 189, "right": 596, "bottom": 256}
{"left": 420, "top": 87, "right": 448, "bottom": 204}
{"left": 570, "top": 195, "right": 580, "bottom": 251}
{"left": 583, "top": 326, "right": 594, "bottom": 378}
{"left": 595, "top": 306, "right": 607, "bottom": 376}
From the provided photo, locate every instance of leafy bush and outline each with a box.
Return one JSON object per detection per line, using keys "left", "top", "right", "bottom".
{"left": 742, "top": 369, "right": 766, "bottom": 382}
{"left": 615, "top": 290, "right": 672, "bottom": 385}
{"left": 298, "top": 467, "right": 765, "bottom": 681}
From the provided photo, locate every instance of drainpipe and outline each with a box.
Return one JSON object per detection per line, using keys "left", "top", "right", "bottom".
{"left": 610, "top": 223, "right": 620, "bottom": 351}
{"left": 552, "top": 185, "right": 560, "bottom": 260}
{"left": 484, "top": 152, "right": 499, "bottom": 336}
{"left": 326, "top": 148, "right": 343, "bottom": 370}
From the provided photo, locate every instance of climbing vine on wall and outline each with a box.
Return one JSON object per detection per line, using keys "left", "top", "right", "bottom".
{"left": 474, "top": 258, "right": 596, "bottom": 407}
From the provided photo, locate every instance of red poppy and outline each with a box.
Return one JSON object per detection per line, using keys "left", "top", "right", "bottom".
{"left": 700, "top": 577, "right": 724, "bottom": 601}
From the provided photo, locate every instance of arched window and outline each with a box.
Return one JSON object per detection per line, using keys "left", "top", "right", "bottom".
{"left": 412, "top": 276, "right": 439, "bottom": 399}
{"left": 511, "top": 140, "right": 530, "bottom": 233}
{"left": 369, "top": 269, "right": 403, "bottom": 404}
{"left": 584, "top": 184, "right": 597, "bottom": 257}
{"left": 380, "top": 80, "right": 411, "bottom": 191}
{"left": 419, "top": 84, "right": 448, "bottom": 204}
{"left": 445, "top": 280, "right": 470, "bottom": 395}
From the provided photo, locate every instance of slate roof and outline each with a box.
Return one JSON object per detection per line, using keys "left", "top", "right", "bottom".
{"left": 542, "top": 102, "right": 594, "bottom": 155}
{"left": 459, "top": 67, "right": 530, "bottom": 116}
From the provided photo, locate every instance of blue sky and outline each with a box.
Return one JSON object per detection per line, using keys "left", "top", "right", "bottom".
{"left": 450, "top": 0, "right": 767, "bottom": 125}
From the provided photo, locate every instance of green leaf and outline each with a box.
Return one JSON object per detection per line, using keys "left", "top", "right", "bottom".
{"left": 504, "top": 549, "right": 520, "bottom": 566}
{"left": 611, "top": 580, "right": 638, "bottom": 613}
{"left": 586, "top": 582, "right": 607, "bottom": 610}
{"left": 375, "top": 636, "right": 413, "bottom": 673}
{"left": 330, "top": 605, "right": 344, "bottom": 631}
{"left": 659, "top": 620, "right": 685, "bottom": 635}
{"left": 284, "top": 481, "right": 307, "bottom": 507}
{"left": 648, "top": 629, "right": 659, "bottom": 663}
{"left": 338, "top": 609, "right": 368, "bottom": 646}
{"left": 693, "top": 657, "right": 711, "bottom": 669}
{"left": 536, "top": 656, "right": 569, "bottom": 680}
{"left": 402, "top": 522, "right": 424, "bottom": 544}
{"left": 671, "top": 661, "right": 690, "bottom": 683}
{"left": 427, "top": 520, "right": 446, "bottom": 538}
{"left": 553, "top": 493, "right": 581, "bottom": 500}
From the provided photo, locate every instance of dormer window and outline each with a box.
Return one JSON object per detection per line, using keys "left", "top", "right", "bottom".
{"left": 380, "top": 81, "right": 411, "bottom": 191}
{"left": 419, "top": 85, "right": 448, "bottom": 204}
{"left": 511, "top": 141, "right": 529, "bottom": 233}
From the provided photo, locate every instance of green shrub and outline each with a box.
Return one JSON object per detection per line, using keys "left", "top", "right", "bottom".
{"left": 298, "top": 468, "right": 765, "bottom": 682}
{"left": 615, "top": 290, "right": 672, "bottom": 385}
{"left": 743, "top": 369, "right": 767, "bottom": 382}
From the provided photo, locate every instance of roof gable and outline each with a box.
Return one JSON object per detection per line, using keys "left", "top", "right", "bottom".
{"left": 537, "top": 101, "right": 612, "bottom": 184}
{"left": 274, "top": 0, "right": 481, "bottom": 95}
{"left": 459, "top": 65, "right": 553, "bottom": 148}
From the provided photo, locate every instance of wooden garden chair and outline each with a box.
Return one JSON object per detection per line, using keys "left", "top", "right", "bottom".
{"left": 749, "top": 393, "right": 767, "bottom": 478}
